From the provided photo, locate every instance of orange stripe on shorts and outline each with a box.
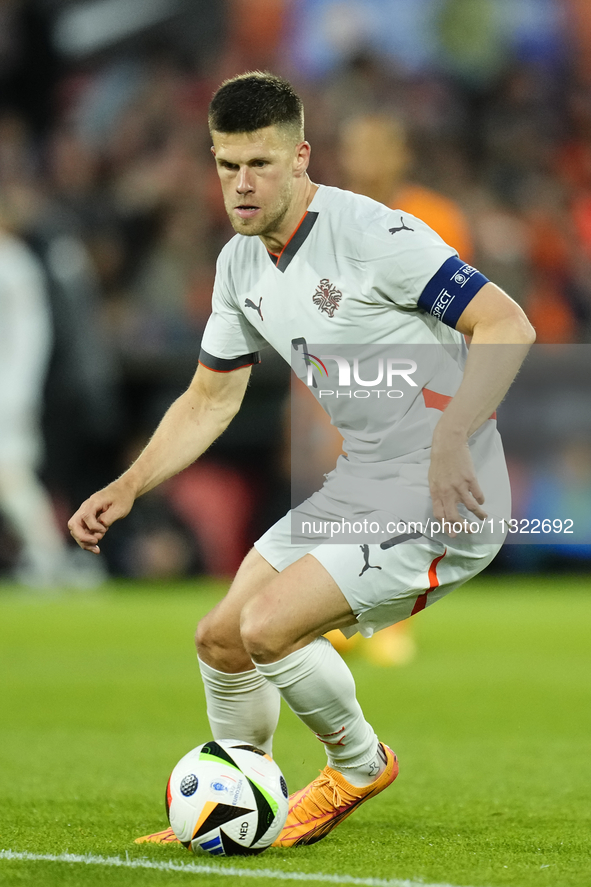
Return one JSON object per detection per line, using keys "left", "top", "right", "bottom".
{"left": 411, "top": 550, "right": 447, "bottom": 615}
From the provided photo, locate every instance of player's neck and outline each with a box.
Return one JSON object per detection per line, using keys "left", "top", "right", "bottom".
{"left": 259, "top": 177, "right": 318, "bottom": 254}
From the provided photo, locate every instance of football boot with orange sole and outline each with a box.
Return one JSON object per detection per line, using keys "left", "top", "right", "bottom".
{"left": 135, "top": 826, "right": 179, "bottom": 845}
{"left": 273, "top": 742, "right": 398, "bottom": 848}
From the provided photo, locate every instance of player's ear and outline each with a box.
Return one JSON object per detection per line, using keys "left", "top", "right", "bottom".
{"left": 294, "top": 141, "right": 311, "bottom": 176}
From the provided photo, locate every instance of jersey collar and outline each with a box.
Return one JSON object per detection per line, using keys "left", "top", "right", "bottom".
{"left": 266, "top": 206, "right": 319, "bottom": 273}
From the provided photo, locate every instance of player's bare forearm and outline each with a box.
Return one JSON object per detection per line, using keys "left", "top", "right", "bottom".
{"left": 123, "top": 369, "right": 250, "bottom": 497}
{"left": 429, "top": 283, "right": 535, "bottom": 528}
{"left": 68, "top": 364, "right": 251, "bottom": 552}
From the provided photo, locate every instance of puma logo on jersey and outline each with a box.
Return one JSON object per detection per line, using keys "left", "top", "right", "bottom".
{"left": 389, "top": 216, "right": 414, "bottom": 235}
{"left": 312, "top": 278, "right": 342, "bottom": 317}
{"left": 244, "top": 297, "right": 263, "bottom": 321}
{"left": 359, "top": 544, "right": 382, "bottom": 577}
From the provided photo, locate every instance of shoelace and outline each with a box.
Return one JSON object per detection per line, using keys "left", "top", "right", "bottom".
{"left": 292, "top": 772, "right": 352, "bottom": 822}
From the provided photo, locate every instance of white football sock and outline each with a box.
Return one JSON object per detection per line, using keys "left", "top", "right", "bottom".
{"left": 344, "top": 742, "right": 388, "bottom": 787}
{"left": 198, "top": 658, "right": 281, "bottom": 757}
{"left": 254, "top": 636, "right": 380, "bottom": 784}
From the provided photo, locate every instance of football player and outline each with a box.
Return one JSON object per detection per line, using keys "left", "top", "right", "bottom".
{"left": 69, "top": 73, "right": 535, "bottom": 847}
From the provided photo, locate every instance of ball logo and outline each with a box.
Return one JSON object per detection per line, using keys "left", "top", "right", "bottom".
{"left": 280, "top": 775, "right": 288, "bottom": 798}
{"left": 211, "top": 781, "right": 227, "bottom": 793}
{"left": 239, "top": 820, "right": 250, "bottom": 841}
{"left": 180, "top": 774, "right": 198, "bottom": 796}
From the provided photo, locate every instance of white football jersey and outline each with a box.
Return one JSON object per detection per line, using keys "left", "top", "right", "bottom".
{"left": 200, "top": 185, "right": 510, "bottom": 529}
{"left": 200, "top": 184, "right": 481, "bottom": 366}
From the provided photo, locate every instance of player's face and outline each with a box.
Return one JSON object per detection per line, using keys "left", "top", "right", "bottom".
{"left": 211, "top": 126, "right": 306, "bottom": 238}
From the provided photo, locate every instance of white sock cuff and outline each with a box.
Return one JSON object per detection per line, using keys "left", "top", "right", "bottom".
{"left": 254, "top": 637, "right": 332, "bottom": 688}
{"left": 198, "top": 658, "right": 269, "bottom": 694}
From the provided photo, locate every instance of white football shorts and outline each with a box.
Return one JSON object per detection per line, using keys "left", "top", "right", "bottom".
{"left": 254, "top": 511, "right": 502, "bottom": 638}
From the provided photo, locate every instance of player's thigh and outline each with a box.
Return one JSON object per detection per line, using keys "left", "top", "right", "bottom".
{"left": 240, "top": 553, "right": 358, "bottom": 662}
{"left": 196, "top": 546, "right": 278, "bottom": 666}
{"left": 312, "top": 538, "right": 501, "bottom": 637}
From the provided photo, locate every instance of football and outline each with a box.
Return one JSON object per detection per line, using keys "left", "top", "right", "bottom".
{"left": 165, "top": 738, "right": 289, "bottom": 855}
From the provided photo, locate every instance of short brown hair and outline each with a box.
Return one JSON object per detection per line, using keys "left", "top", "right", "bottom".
{"left": 209, "top": 71, "right": 304, "bottom": 141}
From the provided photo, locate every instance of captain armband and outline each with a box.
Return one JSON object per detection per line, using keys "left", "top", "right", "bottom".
{"left": 417, "top": 257, "right": 490, "bottom": 328}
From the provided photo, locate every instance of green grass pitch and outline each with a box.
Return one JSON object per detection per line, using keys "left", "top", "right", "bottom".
{"left": 1, "top": 574, "right": 590, "bottom": 887}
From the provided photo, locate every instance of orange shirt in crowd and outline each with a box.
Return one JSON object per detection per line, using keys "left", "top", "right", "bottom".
{"left": 391, "top": 183, "right": 474, "bottom": 264}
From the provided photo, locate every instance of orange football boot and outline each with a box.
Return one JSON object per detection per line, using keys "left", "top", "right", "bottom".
{"left": 273, "top": 742, "right": 398, "bottom": 847}
{"left": 134, "top": 826, "right": 180, "bottom": 845}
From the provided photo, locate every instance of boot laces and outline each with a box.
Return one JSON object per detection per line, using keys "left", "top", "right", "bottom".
{"left": 293, "top": 771, "right": 349, "bottom": 821}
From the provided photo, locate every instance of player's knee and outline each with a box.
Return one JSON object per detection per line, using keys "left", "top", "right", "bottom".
{"left": 240, "top": 597, "right": 286, "bottom": 664}
{"left": 195, "top": 612, "right": 247, "bottom": 672}
{"left": 195, "top": 613, "right": 216, "bottom": 658}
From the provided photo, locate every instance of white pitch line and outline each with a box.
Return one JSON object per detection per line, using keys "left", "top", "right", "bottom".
{"left": 0, "top": 849, "right": 483, "bottom": 887}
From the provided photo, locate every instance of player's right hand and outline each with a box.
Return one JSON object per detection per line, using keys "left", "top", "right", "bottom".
{"left": 68, "top": 482, "right": 135, "bottom": 554}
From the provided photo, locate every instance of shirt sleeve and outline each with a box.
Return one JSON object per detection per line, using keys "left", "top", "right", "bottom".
{"left": 363, "top": 210, "right": 489, "bottom": 328}
{"left": 199, "top": 251, "right": 267, "bottom": 372}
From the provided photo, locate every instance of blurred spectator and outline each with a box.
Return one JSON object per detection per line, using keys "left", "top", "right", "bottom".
{"left": 436, "top": 0, "right": 509, "bottom": 88}
{"left": 339, "top": 112, "right": 474, "bottom": 261}
{"left": 0, "top": 0, "right": 61, "bottom": 134}
{"left": 564, "top": 0, "right": 591, "bottom": 84}
{"left": 23, "top": 138, "right": 123, "bottom": 549}
{"left": 0, "top": 198, "right": 100, "bottom": 587}
{"left": 226, "top": 0, "right": 287, "bottom": 70}
{"left": 468, "top": 187, "right": 531, "bottom": 307}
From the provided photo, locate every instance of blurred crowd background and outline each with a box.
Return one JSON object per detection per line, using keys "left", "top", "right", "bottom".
{"left": 1, "top": 0, "right": 590, "bottom": 586}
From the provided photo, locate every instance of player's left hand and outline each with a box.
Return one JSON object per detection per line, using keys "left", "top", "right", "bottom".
{"left": 428, "top": 430, "right": 487, "bottom": 536}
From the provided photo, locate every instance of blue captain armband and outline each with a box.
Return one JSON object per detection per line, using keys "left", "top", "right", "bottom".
{"left": 417, "top": 257, "right": 490, "bottom": 327}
